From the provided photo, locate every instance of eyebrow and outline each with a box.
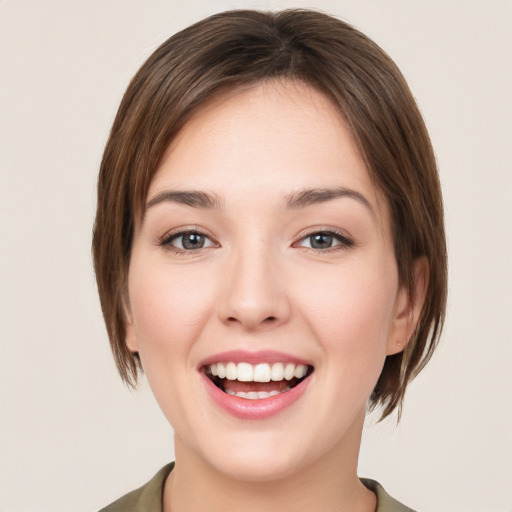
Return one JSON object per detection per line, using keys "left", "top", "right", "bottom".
{"left": 145, "top": 186, "right": 375, "bottom": 217}
{"left": 145, "top": 190, "right": 223, "bottom": 211}
{"left": 285, "top": 187, "right": 375, "bottom": 216}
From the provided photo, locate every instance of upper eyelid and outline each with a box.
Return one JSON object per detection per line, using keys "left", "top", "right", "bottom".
{"left": 293, "top": 226, "right": 353, "bottom": 241}
{"left": 158, "top": 229, "right": 218, "bottom": 254}
{"left": 292, "top": 228, "right": 354, "bottom": 249}
{"left": 157, "top": 226, "right": 353, "bottom": 247}
{"left": 159, "top": 226, "right": 214, "bottom": 241}
{"left": 157, "top": 229, "right": 216, "bottom": 253}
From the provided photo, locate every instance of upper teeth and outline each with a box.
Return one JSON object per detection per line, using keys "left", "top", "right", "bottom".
{"left": 209, "top": 362, "right": 308, "bottom": 382}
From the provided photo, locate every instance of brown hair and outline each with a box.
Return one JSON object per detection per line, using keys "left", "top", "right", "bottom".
{"left": 93, "top": 9, "right": 447, "bottom": 419}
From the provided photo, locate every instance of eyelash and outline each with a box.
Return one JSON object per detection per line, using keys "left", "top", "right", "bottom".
{"left": 158, "top": 228, "right": 354, "bottom": 255}
{"left": 158, "top": 228, "right": 218, "bottom": 255}
{"left": 293, "top": 228, "right": 354, "bottom": 252}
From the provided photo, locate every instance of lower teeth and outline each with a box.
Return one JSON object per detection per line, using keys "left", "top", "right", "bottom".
{"left": 226, "top": 389, "right": 290, "bottom": 399}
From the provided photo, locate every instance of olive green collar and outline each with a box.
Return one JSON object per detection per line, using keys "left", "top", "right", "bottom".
{"left": 100, "top": 463, "right": 415, "bottom": 512}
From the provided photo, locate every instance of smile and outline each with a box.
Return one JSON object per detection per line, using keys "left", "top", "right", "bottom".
{"left": 199, "top": 351, "right": 314, "bottom": 419}
{"left": 206, "top": 362, "right": 312, "bottom": 399}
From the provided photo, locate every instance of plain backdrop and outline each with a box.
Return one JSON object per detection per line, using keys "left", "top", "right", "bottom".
{"left": 1, "top": 1, "right": 511, "bottom": 511}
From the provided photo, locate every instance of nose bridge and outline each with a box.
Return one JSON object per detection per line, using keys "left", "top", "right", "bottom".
{"left": 218, "top": 234, "right": 289, "bottom": 330}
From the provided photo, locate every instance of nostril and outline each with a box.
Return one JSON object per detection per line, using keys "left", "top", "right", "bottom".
{"left": 225, "top": 315, "right": 277, "bottom": 326}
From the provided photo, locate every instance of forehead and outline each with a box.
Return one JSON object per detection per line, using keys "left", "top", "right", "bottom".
{"left": 148, "top": 80, "right": 388, "bottom": 227}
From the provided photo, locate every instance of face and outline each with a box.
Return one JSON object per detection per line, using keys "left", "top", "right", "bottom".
{"left": 126, "top": 81, "right": 416, "bottom": 482}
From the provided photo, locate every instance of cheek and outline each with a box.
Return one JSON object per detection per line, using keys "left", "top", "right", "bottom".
{"left": 128, "top": 261, "right": 215, "bottom": 367}
{"left": 127, "top": 260, "right": 220, "bottom": 427}
{"left": 295, "top": 259, "right": 398, "bottom": 379}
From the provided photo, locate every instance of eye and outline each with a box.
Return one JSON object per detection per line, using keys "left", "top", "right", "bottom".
{"left": 295, "top": 230, "right": 353, "bottom": 251}
{"left": 161, "top": 230, "right": 216, "bottom": 252}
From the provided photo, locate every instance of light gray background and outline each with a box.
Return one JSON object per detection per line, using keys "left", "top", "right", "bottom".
{"left": 1, "top": 1, "right": 511, "bottom": 511}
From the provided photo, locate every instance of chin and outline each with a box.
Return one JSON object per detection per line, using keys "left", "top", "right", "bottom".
{"left": 175, "top": 426, "right": 313, "bottom": 483}
{"left": 207, "top": 446, "right": 308, "bottom": 483}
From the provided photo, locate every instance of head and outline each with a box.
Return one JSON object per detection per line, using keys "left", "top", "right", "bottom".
{"left": 93, "top": 9, "right": 446, "bottom": 425}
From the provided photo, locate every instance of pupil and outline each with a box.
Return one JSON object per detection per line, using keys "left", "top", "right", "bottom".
{"left": 183, "top": 233, "right": 204, "bottom": 249}
{"left": 311, "top": 233, "right": 332, "bottom": 249}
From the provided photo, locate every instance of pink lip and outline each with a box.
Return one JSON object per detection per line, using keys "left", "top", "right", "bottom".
{"left": 201, "top": 374, "right": 311, "bottom": 420}
{"left": 199, "top": 350, "right": 313, "bottom": 420}
{"left": 198, "top": 350, "right": 311, "bottom": 367}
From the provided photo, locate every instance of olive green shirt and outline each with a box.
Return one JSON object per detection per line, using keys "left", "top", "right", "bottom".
{"left": 99, "top": 463, "right": 416, "bottom": 512}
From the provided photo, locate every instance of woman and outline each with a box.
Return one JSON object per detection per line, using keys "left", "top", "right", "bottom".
{"left": 93, "top": 9, "right": 447, "bottom": 512}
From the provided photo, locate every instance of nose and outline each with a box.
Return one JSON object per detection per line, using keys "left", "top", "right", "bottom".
{"left": 217, "top": 244, "right": 291, "bottom": 332}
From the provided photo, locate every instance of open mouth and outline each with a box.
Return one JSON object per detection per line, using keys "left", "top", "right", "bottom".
{"left": 204, "top": 362, "right": 314, "bottom": 400}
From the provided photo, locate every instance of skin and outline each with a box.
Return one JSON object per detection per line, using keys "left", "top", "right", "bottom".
{"left": 125, "top": 81, "right": 426, "bottom": 512}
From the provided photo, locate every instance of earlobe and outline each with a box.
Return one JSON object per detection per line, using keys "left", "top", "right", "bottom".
{"left": 124, "top": 307, "right": 140, "bottom": 352}
{"left": 387, "top": 257, "right": 429, "bottom": 356}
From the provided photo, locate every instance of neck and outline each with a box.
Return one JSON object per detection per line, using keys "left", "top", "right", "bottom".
{"left": 163, "top": 412, "right": 376, "bottom": 512}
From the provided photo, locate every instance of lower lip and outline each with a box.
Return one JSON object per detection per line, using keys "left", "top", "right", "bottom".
{"left": 201, "top": 372, "right": 312, "bottom": 420}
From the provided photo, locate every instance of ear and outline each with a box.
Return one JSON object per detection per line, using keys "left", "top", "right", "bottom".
{"left": 124, "top": 304, "right": 140, "bottom": 352}
{"left": 386, "top": 257, "right": 429, "bottom": 356}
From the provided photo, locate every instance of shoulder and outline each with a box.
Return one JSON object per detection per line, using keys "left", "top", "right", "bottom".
{"left": 361, "top": 478, "right": 417, "bottom": 512}
{"left": 99, "top": 463, "right": 174, "bottom": 512}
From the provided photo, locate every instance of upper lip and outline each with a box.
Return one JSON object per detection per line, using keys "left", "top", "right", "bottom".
{"left": 198, "top": 350, "right": 313, "bottom": 369}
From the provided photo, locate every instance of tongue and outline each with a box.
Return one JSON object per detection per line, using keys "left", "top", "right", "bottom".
{"left": 223, "top": 379, "right": 295, "bottom": 394}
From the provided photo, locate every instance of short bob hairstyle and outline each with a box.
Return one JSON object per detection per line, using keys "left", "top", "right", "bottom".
{"left": 93, "top": 9, "right": 447, "bottom": 419}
